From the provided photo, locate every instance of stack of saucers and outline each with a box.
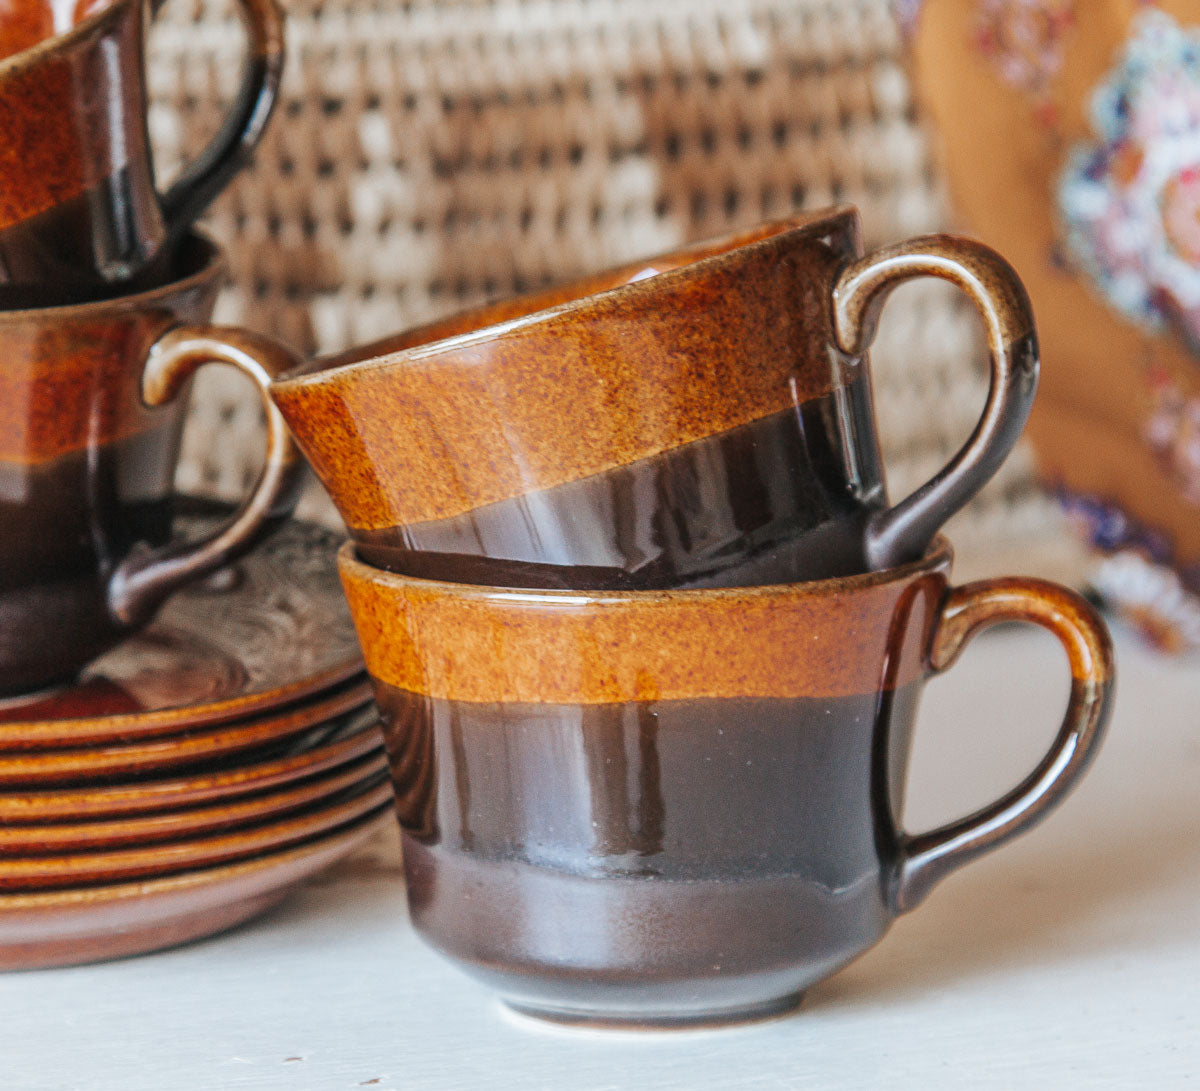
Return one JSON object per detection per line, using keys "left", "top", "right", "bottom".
{"left": 0, "top": 508, "right": 388, "bottom": 970}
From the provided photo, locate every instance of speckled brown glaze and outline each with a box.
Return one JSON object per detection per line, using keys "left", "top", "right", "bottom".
{"left": 276, "top": 212, "right": 859, "bottom": 529}
{"left": 0, "top": 237, "right": 304, "bottom": 695}
{"left": 0, "top": 0, "right": 283, "bottom": 298}
{"left": 0, "top": 244, "right": 221, "bottom": 463}
{"left": 340, "top": 540, "right": 1113, "bottom": 1025}
{"left": 274, "top": 209, "right": 1040, "bottom": 588}
{"left": 338, "top": 541, "right": 948, "bottom": 702}
{"left": 0, "top": 812, "right": 387, "bottom": 971}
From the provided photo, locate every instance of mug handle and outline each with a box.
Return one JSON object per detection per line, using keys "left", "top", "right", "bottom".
{"left": 106, "top": 325, "right": 304, "bottom": 628}
{"left": 156, "top": 0, "right": 286, "bottom": 236}
{"left": 832, "top": 235, "right": 1040, "bottom": 569}
{"left": 888, "top": 578, "right": 1115, "bottom": 914}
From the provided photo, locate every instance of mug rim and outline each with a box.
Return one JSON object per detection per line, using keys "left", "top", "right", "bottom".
{"left": 337, "top": 535, "right": 954, "bottom": 606}
{"left": 0, "top": 0, "right": 135, "bottom": 73}
{"left": 275, "top": 205, "right": 859, "bottom": 390}
{"left": 0, "top": 230, "right": 226, "bottom": 324}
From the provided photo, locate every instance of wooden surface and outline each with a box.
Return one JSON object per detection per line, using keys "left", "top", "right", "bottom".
{"left": 0, "top": 623, "right": 1196, "bottom": 1089}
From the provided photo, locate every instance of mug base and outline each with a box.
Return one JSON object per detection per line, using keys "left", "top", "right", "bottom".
{"left": 502, "top": 989, "right": 806, "bottom": 1030}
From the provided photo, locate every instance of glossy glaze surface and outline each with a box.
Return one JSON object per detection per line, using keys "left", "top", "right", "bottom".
{"left": 276, "top": 209, "right": 1039, "bottom": 588}
{"left": 355, "top": 401, "right": 880, "bottom": 589}
{"left": 0, "top": 778, "right": 392, "bottom": 890}
{"left": 0, "top": 682, "right": 372, "bottom": 786}
{"left": 0, "top": 711, "right": 382, "bottom": 823}
{"left": 0, "top": 244, "right": 304, "bottom": 696}
{"left": 0, "top": 811, "right": 387, "bottom": 970}
{"left": 0, "top": 750, "right": 387, "bottom": 852}
{"left": 340, "top": 542, "right": 1113, "bottom": 1025}
{"left": 0, "top": 0, "right": 283, "bottom": 297}
{"left": 0, "top": 0, "right": 108, "bottom": 61}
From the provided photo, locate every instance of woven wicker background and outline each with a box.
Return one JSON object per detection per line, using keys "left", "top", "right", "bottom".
{"left": 149, "top": 0, "right": 1080, "bottom": 580}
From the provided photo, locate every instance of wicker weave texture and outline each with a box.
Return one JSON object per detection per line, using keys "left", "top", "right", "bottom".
{"left": 151, "top": 0, "right": 1073, "bottom": 573}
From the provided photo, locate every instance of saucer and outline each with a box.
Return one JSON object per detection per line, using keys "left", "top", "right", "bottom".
{"left": 0, "top": 750, "right": 387, "bottom": 853}
{"left": 0, "top": 507, "right": 364, "bottom": 748}
{"left": 0, "top": 779, "right": 393, "bottom": 890}
{"left": 0, "top": 812, "right": 388, "bottom": 970}
{"left": 0, "top": 713, "right": 383, "bottom": 823}
{"left": 0, "top": 679, "right": 373, "bottom": 785}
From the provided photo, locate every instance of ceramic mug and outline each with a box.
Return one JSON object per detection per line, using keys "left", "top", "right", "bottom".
{"left": 274, "top": 209, "right": 1039, "bottom": 590}
{"left": 0, "top": 233, "right": 303, "bottom": 696}
{"left": 0, "top": 0, "right": 283, "bottom": 301}
{"left": 338, "top": 538, "right": 1113, "bottom": 1026}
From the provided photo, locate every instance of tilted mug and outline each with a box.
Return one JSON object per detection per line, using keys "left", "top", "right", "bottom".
{"left": 275, "top": 209, "right": 1040, "bottom": 590}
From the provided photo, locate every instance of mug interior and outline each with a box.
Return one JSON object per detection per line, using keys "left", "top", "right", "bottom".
{"left": 0, "top": 231, "right": 222, "bottom": 323}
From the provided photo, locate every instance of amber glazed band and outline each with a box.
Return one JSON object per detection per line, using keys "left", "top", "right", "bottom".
{"left": 0, "top": 240, "right": 224, "bottom": 466}
{"left": 273, "top": 209, "right": 862, "bottom": 531}
{"left": 338, "top": 539, "right": 950, "bottom": 703}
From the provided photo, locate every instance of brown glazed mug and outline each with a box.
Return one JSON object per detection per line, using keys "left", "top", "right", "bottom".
{"left": 274, "top": 209, "right": 1039, "bottom": 591}
{"left": 339, "top": 539, "right": 1114, "bottom": 1027}
{"left": 0, "top": 233, "right": 303, "bottom": 696}
{"left": 0, "top": 0, "right": 283, "bottom": 301}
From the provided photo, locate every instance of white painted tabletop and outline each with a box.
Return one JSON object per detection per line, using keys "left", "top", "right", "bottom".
{"left": 1, "top": 621, "right": 1197, "bottom": 1091}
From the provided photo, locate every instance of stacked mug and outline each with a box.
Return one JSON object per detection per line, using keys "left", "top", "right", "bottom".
{"left": 0, "top": 0, "right": 391, "bottom": 966}
{"left": 0, "top": 0, "right": 299, "bottom": 695}
{"left": 271, "top": 209, "right": 1117, "bottom": 1027}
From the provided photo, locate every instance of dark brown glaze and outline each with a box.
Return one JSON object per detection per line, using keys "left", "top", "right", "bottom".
{"left": 357, "top": 398, "right": 884, "bottom": 588}
{"left": 275, "top": 209, "right": 1039, "bottom": 589}
{"left": 0, "top": 237, "right": 304, "bottom": 695}
{"left": 0, "top": 0, "right": 283, "bottom": 298}
{"left": 341, "top": 541, "right": 1114, "bottom": 1025}
{"left": 0, "top": 430, "right": 184, "bottom": 696}
{"left": 384, "top": 686, "right": 921, "bottom": 1024}
{"left": 832, "top": 234, "right": 1040, "bottom": 568}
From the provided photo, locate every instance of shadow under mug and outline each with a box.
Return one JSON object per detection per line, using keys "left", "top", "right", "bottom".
{"left": 0, "top": 233, "right": 303, "bottom": 696}
{"left": 274, "top": 208, "right": 1039, "bottom": 590}
{"left": 339, "top": 539, "right": 1114, "bottom": 1026}
{"left": 0, "top": 0, "right": 284, "bottom": 302}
